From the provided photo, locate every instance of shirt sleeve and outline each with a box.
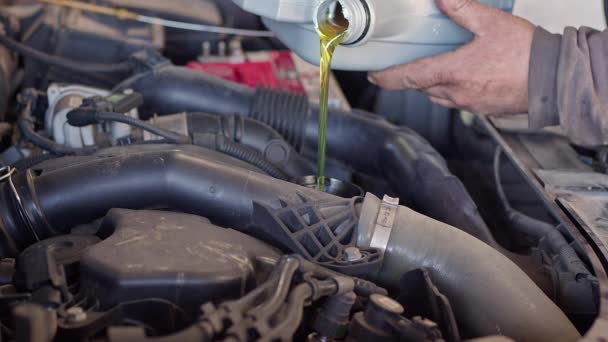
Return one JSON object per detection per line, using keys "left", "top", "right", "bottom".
{"left": 528, "top": 26, "right": 608, "bottom": 146}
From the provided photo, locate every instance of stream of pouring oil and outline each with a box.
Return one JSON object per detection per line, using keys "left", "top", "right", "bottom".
{"left": 316, "top": 7, "right": 348, "bottom": 191}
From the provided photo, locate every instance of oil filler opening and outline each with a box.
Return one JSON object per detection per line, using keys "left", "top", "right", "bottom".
{"left": 315, "top": 0, "right": 372, "bottom": 46}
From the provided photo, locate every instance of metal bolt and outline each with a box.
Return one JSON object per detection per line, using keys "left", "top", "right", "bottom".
{"left": 66, "top": 307, "right": 87, "bottom": 323}
{"left": 344, "top": 247, "right": 362, "bottom": 262}
{"left": 369, "top": 294, "right": 405, "bottom": 315}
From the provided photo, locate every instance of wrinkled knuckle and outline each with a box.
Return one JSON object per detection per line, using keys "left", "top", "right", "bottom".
{"left": 369, "top": 72, "right": 390, "bottom": 87}
{"left": 431, "top": 71, "right": 449, "bottom": 86}
{"left": 449, "top": 92, "right": 471, "bottom": 108}
{"left": 438, "top": 0, "right": 474, "bottom": 13}
{"left": 454, "top": 0, "right": 475, "bottom": 12}
{"left": 451, "top": 69, "right": 469, "bottom": 85}
{"left": 402, "top": 74, "right": 421, "bottom": 89}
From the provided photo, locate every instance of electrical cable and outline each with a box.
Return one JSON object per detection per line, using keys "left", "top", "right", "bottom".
{"left": 67, "top": 110, "right": 192, "bottom": 144}
{"left": 0, "top": 34, "right": 132, "bottom": 74}
{"left": 17, "top": 93, "right": 96, "bottom": 156}
{"left": 0, "top": 166, "right": 15, "bottom": 182}
{"left": 41, "top": 0, "right": 275, "bottom": 38}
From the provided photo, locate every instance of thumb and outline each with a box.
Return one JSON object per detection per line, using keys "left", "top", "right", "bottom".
{"left": 436, "top": 0, "right": 499, "bottom": 35}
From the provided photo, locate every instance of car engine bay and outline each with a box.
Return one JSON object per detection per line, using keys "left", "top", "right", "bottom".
{"left": 0, "top": 1, "right": 605, "bottom": 341}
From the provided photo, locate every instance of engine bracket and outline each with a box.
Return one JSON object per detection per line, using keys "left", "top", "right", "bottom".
{"left": 252, "top": 193, "right": 383, "bottom": 278}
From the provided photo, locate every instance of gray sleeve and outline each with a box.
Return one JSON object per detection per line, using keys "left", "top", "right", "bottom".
{"left": 528, "top": 26, "right": 608, "bottom": 146}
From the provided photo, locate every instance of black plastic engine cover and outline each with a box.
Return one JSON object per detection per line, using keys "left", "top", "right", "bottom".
{"left": 80, "top": 209, "right": 280, "bottom": 315}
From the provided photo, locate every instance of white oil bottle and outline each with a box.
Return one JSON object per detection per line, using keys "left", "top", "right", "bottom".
{"left": 232, "top": 0, "right": 515, "bottom": 71}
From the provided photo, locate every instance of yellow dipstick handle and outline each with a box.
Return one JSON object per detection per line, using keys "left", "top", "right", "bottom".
{"left": 39, "top": 0, "right": 139, "bottom": 20}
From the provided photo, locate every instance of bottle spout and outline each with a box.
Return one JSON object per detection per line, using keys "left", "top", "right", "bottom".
{"left": 315, "top": 0, "right": 373, "bottom": 46}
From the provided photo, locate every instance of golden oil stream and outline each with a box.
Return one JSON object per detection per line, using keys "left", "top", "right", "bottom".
{"left": 316, "top": 4, "right": 348, "bottom": 191}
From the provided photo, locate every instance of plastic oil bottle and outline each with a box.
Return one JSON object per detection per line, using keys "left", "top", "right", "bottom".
{"left": 232, "top": 0, "right": 514, "bottom": 71}
{"left": 232, "top": 0, "right": 514, "bottom": 189}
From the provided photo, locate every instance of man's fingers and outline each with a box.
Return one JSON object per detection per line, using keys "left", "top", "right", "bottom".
{"left": 424, "top": 85, "right": 450, "bottom": 99}
{"left": 369, "top": 59, "right": 439, "bottom": 89}
{"left": 435, "top": 0, "right": 500, "bottom": 35}
{"left": 368, "top": 48, "right": 463, "bottom": 90}
{"left": 428, "top": 96, "right": 456, "bottom": 108}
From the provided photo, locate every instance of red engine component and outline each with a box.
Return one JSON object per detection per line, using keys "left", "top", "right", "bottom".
{"left": 186, "top": 51, "right": 306, "bottom": 94}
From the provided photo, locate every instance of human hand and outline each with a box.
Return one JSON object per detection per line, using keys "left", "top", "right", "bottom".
{"left": 368, "top": 0, "right": 535, "bottom": 115}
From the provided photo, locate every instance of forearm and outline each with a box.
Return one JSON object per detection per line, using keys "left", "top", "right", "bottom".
{"left": 529, "top": 26, "right": 608, "bottom": 146}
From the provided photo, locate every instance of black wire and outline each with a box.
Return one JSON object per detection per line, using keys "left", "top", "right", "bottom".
{"left": 17, "top": 94, "right": 96, "bottom": 156}
{"left": 74, "top": 112, "right": 290, "bottom": 179}
{"left": 493, "top": 147, "right": 514, "bottom": 212}
{"left": 0, "top": 34, "right": 132, "bottom": 74}
{"left": 95, "top": 112, "right": 191, "bottom": 144}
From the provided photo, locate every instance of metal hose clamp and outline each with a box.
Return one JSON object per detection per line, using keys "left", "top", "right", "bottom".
{"left": 369, "top": 195, "right": 399, "bottom": 255}
{"left": 5, "top": 168, "right": 41, "bottom": 242}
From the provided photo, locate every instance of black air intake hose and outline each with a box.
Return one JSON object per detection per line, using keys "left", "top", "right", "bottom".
{"left": 116, "top": 61, "right": 497, "bottom": 246}
{"left": 0, "top": 146, "right": 578, "bottom": 341}
{"left": 0, "top": 146, "right": 332, "bottom": 255}
{"left": 186, "top": 113, "right": 314, "bottom": 178}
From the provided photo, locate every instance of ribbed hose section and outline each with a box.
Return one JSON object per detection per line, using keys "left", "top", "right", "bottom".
{"left": 214, "top": 135, "right": 290, "bottom": 181}
{"left": 250, "top": 88, "right": 309, "bottom": 151}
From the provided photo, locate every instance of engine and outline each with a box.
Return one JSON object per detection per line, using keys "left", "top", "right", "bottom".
{"left": 0, "top": 1, "right": 601, "bottom": 342}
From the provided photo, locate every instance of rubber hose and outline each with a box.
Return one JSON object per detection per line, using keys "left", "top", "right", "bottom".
{"left": 17, "top": 114, "right": 95, "bottom": 156}
{"left": 116, "top": 65, "right": 497, "bottom": 246}
{"left": 114, "top": 64, "right": 255, "bottom": 119}
{"left": 494, "top": 147, "right": 590, "bottom": 276}
{"left": 0, "top": 147, "right": 577, "bottom": 341}
{"left": 0, "top": 34, "right": 131, "bottom": 74}
{"left": 186, "top": 112, "right": 314, "bottom": 178}
{"left": 245, "top": 88, "right": 497, "bottom": 246}
{"left": 0, "top": 146, "right": 333, "bottom": 253}
{"left": 357, "top": 193, "right": 580, "bottom": 342}
{"left": 214, "top": 135, "right": 289, "bottom": 180}
{"left": 11, "top": 154, "right": 56, "bottom": 171}
{"left": 69, "top": 111, "right": 290, "bottom": 179}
